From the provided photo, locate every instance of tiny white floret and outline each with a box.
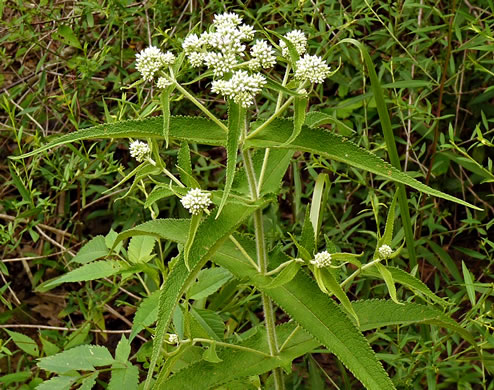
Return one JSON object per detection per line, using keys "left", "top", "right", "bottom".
{"left": 129, "top": 140, "right": 151, "bottom": 162}
{"left": 135, "top": 46, "right": 173, "bottom": 81}
{"left": 310, "top": 251, "right": 332, "bottom": 268}
{"left": 378, "top": 244, "right": 393, "bottom": 259}
{"left": 181, "top": 188, "right": 212, "bottom": 215}
{"left": 249, "top": 40, "right": 277, "bottom": 70}
{"left": 157, "top": 77, "right": 172, "bottom": 89}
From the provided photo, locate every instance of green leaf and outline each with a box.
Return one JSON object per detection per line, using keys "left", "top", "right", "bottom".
{"left": 304, "top": 111, "right": 355, "bottom": 135}
{"left": 216, "top": 101, "right": 245, "bottom": 218}
{"left": 263, "top": 261, "right": 300, "bottom": 289}
{"left": 37, "top": 261, "right": 124, "bottom": 292}
{"left": 426, "top": 240, "right": 462, "bottom": 282}
{"left": 4, "top": 330, "right": 39, "bottom": 357}
{"left": 162, "top": 323, "right": 318, "bottom": 389}
{"left": 70, "top": 236, "right": 108, "bottom": 264}
{"left": 0, "top": 371, "right": 32, "bottom": 388}
{"left": 130, "top": 289, "right": 160, "bottom": 342}
{"left": 128, "top": 236, "right": 156, "bottom": 264}
{"left": 144, "top": 185, "right": 175, "bottom": 208}
{"left": 283, "top": 96, "right": 308, "bottom": 145}
{"left": 203, "top": 342, "right": 223, "bottom": 363}
{"left": 190, "top": 308, "right": 225, "bottom": 341}
{"left": 108, "top": 366, "right": 139, "bottom": 390}
{"left": 380, "top": 192, "right": 398, "bottom": 247}
{"left": 245, "top": 119, "right": 479, "bottom": 210}
{"left": 362, "top": 266, "right": 447, "bottom": 306}
{"left": 184, "top": 212, "right": 203, "bottom": 271}
{"left": 8, "top": 163, "right": 32, "bottom": 205}
{"left": 213, "top": 237, "right": 395, "bottom": 390}
{"left": 37, "top": 345, "right": 114, "bottom": 374}
{"left": 313, "top": 268, "right": 360, "bottom": 325}
{"left": 375, "top": 263, "right": 401, "bottom": 305}
{"left": 35, "top": 375, "right": 78, "bottom": 390}
{"left": 188, "top": 267, "right": 233, "bottom": 300}
{"left": 462, "top": 261, "right": 476, "bottom": 306}
{"left": 79, "top": 372, "right": 98, "bottom": 390}
{"left": 309, "top": 173, "right": 329, "bottom": 241}
{"left": 57, "top": 25, "right": 82, "bottom": 49}
{"left": 161, "top": 86, "right": 173, "bottom": 147}
{"left": 144, "top": 200, "right": 265, "bottom": 390}
{"left": 300, "top": 207, "right": 316, "bottom": 254}
{"left": 178, "top": 142, "right": 197, "bottom": 188}
{"left": 115, "top": 336, "right": 131, "bottom": 363}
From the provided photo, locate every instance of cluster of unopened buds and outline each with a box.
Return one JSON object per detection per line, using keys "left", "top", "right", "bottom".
{"left": 378, "top": 244, "right": 393, "bottom": 259}
{"left": 310, "top": 251, "right": 333, "bottom": 268}
{"left": 134, "top": 12, "right": 331, "bottom": 108}
{"left": 180, "top": 188, "right": 213, "bottom": 215}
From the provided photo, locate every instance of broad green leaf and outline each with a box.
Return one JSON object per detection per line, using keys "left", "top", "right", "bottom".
{"left": 115, "top": 336, "right": 131, "bottom": 363}
{"left": 216, "top": 101, "right": 245, "bottom": 218}
{"left": 188, "top": 267, "right": 233, "bottom": 300}
{"left": 245, "top": 119, "right": 479, "bottom": 210}
{"left": 37, "top": 345, "right": 114, "bottom": 374}
{"left": 161, "top": 323, "right": 318, "bottom": 389}
{"left": 312, "top": 268, "right": 360, "bottom": 324}
{"left": 79, "top": 373, "right": 98, "bottom": 390}
{"left": 203, "top": 342, "right": 223, "bottom": 363}
{"left": 190, "top": 308, "right": 224, "bottom": 341}
{"left": 37, "top": 261, "right": 124, "bottom": 292}
{"left": 4, "top": 330, "right": 39, "bottom": 357}
{"left": 127, "top": 236, "right": 156, "bottom": 264}
{"left": 70, "top": 235, "right": 108, "bottom": 264}
{"left": 283, "top": 96, "right": 308, "bottom": 145}
{"left": 362, "top": 266, "right": 447, "bottom": 306}
{"left": 57, "top": 25, "right": 82, "bottom": 49}
{"left": 144, "top": 200, "right": 265, "bottom": 390}
{"left": 304, "top": 111, "right": 355, "bottom": 135}
{"left": 462, "top": 261, "right": 476, "bottom": 306}
{"left": 144, "top": 185, "right": 175, "bottom": 208}
{"left": 35, "top": 375, "right": 78, "bottom": 390}
{"left": 213, "top": 237, "right": 395, "bottom": 390}
{"left": 160, "top": 86, "right": 172, "bottom": 147}
{"left": 184, "top": 212, "right": 202, "bottom": 271}
{"left": 309, "top": 173, "right": 328, "bottom": 241}
{"left": 233, "top": 148, "right": 293, "bottom": 196}
{"left": 353, "top": 299, "right": 478, "bottom": 350}
{"left": 375, "top": 263, "right": 401, "bottom": 305}
{"left": 130, "top": 289, "right": 160, "bottom": 342}
{"left": 263, "top": 261, "right": 300, "bottom": 289}
{"left": 108, "top": 366, "right": 139, "bottom": 390}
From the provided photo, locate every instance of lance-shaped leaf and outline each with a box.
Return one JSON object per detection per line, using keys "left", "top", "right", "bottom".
{"left": 283, "top": 96, "right": 308, "bottom": 146}
{"left": 245, "top": 119, "right": 480, "bottom": 210}
{"left": 216, "top": 101, "right": 245, "bottom": 218}
{"left": 160, "top": 86, "right": 173, "bottom": 147}
{"left": 144, "top": 199, "right": 265, "bottom": 390}
{"left": 212, "top": 237, "right": 395, "bottom": 390}
{"left": 310, "top": 173, "right": 329, "bottom": 242}
{"left": 161, "top": 323, "right": 319, "bottom": 389}
{"left": 375, "top": 262, "right": 402, "bottom": 305}
{"left": 184, "top": 212, "right": 203, "bottom": 271}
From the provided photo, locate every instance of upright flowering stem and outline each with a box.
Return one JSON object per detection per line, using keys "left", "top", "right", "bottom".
{"left": 242, "top": 128, "right": 285, "bottom": 389}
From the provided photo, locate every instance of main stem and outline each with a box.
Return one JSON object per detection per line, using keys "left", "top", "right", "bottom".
{"left": 242, "top": 144, "right": 285, "bottom": 389}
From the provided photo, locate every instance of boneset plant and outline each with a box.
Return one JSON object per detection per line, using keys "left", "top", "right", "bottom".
{"left": 12, "top": 11, "right": 482, "bottom": 390}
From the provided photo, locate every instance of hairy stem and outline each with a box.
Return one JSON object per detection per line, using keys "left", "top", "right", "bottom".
{"left": 242, "top": 141, "right": 285, "bottom": 389}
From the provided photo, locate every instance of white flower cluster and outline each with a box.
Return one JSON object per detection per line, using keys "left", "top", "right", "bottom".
{"left": 310, "top": 251, "right": 332, "bottom": 268}
{"left": 168, "top": 333, "right": 179, "bottom": 344}
{"left": 280, "top": 30, "right": 307, "bottom": 57}
{"left": 249, "top": 40, "right": 277, "bottom": 71}
{"left": 181, "top": 188, "right": 212, "bottom": 215}
{"left": 211, "top": 70, "right": 266, "bottom": 107}
{"left": 129, "top": 140, "right": 151, "bottom": 162}
{"left": 378, "top": 244, "right": 393, "bottom": 259}
{"left": 295, "top": 54, "right": 331, "bottom": 84}
{"left": 157, "top": 76, "right": 172, "bottom": 89}
{"left": 135, "top": 46, "right": 175, "bottom": 81}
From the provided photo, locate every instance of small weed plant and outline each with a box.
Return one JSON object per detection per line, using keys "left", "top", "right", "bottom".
{"left": 9, "top": 10, "right": 487, "bottom": 390}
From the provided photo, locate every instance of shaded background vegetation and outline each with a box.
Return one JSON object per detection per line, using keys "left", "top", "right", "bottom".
{"left": 1, "top": 0, "right": 493, "bottom": 388}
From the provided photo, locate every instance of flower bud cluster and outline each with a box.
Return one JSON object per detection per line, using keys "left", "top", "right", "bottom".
{"left": 249, "top": 40, "right": 277, "bottom": 71}
{"left": 211, "top": 70, "right": 266, "bottom": 107}
{"left": 129, "top": 140, "right": 151, "bottom": 162}
{"left": 378, "top": 244, "right": 393, "bottom": 259}
{"left": 310, "top": 251, "right": 332, "bottom": 268}
{"left": 135, "top": 46, "right": 175, "bottom": 81}
{"left": 280, "top": 30, "right": 307, "bottom": 57}
{"left": 295, "top": 54, "right": 331, "bottom": 84}
{"left": 181, "top": 188, "right": 212, "bottom": 215}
